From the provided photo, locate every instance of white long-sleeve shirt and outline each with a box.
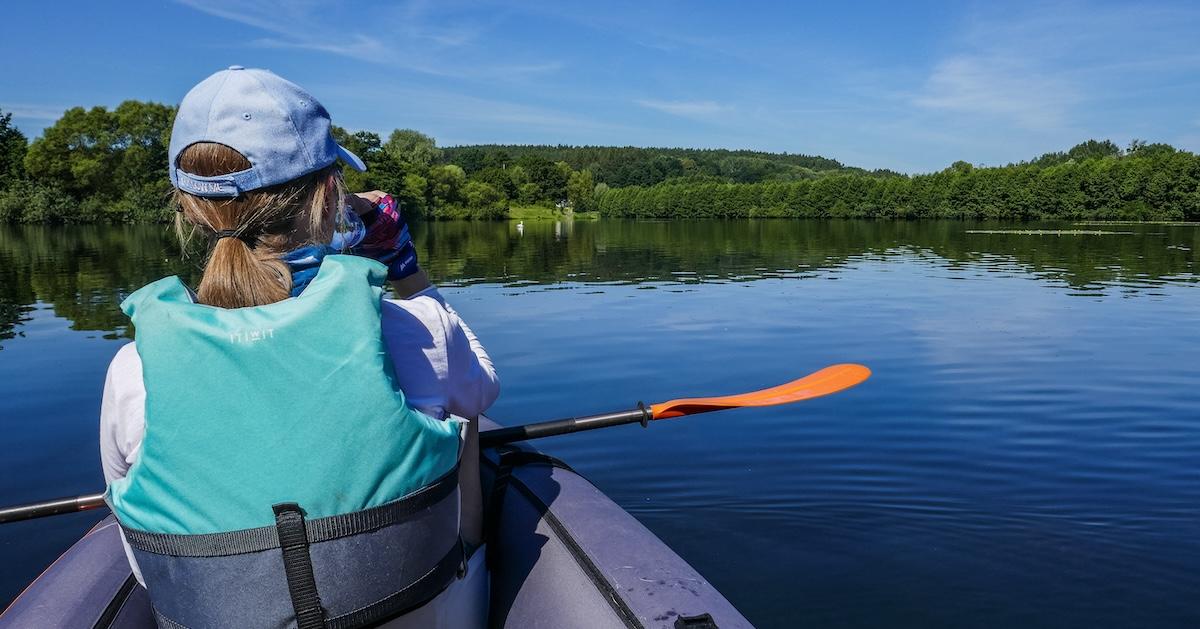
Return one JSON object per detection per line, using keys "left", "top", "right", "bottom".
{"left": 99, "top": 287, "right": 499, "bottom": 587}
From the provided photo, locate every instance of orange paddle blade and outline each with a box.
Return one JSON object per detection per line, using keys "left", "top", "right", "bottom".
{"left": 650, "top": 363, "right": 871, "bottom": 419}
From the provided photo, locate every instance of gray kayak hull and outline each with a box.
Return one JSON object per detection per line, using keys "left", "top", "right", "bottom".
{"left": 1, "top": 417, "right": 751, "bottom": 628}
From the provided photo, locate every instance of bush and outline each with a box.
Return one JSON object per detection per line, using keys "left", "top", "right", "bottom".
{"left": 110, "top": 182, "right": 174, "bottom": 223}
{"left": 0, "top": 180, "right": 77, "bottom": 223}
{"left": 428, "top": 204, "right": 509, "bottom": 220}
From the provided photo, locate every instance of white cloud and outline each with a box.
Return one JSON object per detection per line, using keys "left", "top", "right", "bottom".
{"left": 913, "top": 56, "right": 1078, "bottom": 129}
{"left": 1, "top": 104, "right": 68, "bottom": 121}
{"left": 898, "top": 1, "right": 1200, "bottom": 163}
{"left": 636, "top": 99, "right": 731, "bottom": 118}
{"left": 174, "top": 0, "right": 314, "bottom": 35}
{"left": 324, "top": 82, "right": 638, "bottom": 140}
{"left": 175, "top": 0, "right": 562, "bottom": 79}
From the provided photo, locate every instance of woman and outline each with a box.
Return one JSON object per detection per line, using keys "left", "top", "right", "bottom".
{"left": 99, "top": 66, "right": 498, "bottom": 628}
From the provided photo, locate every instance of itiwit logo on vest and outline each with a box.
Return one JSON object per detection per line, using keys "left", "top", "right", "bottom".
{"left": 229, "top": 329, "right": 275, "bottom": 344}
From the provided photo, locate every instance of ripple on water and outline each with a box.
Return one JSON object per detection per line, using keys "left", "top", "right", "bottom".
{"left": 3, "top": 221, "right": 1200, "bottom": 627}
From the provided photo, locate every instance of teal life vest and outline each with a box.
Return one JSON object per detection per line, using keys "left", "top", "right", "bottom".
{"left": 107, "top": 255, "right": 466, "bottom": 629}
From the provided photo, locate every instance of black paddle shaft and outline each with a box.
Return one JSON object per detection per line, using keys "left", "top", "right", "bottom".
{"left": 478, "top": 406, "right": 651, "bottom": 448}
{"left": 0, "top": 494, "right": 107, "bottom": 524}
{"left": 0, "top": 406, "right": 653, "bottom": 524}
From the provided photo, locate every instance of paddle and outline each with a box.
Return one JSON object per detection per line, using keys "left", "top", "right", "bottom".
{"left": 478, "top": 363, "right": 871, "bottom": 446}
{"left": 0, "top": 364, "right": 869, "bottom": 524}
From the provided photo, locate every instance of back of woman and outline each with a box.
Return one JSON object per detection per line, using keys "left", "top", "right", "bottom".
{"left": 99, "top": 66, "right": 497, "bottom": 628}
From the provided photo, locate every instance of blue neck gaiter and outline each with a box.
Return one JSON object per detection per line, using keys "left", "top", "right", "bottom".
{"left": 280, "top": 208, "right": 367, "bottom": 297}
{"left": 280, "top": 244, "right": 332, "bottom": 297}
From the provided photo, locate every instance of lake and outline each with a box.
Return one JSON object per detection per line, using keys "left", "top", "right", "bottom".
{"left": 2, "top": 219, "right": 1199, "bottom": 628}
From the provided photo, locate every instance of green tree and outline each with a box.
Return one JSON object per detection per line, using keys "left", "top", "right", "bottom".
{"left": 450, "top": 147, "right": 487, "bottom": 174}
{"left": 427, "top": 164, "right": 466, "bottom": 209}
{"left": 0, "top": 109, "right": 27, "bottom": 188}
{"left": 1067, "top": 139, "right": 1122, "bottom": 162}
{"left": 400, "top": 173, "right": 428, "bottom": 217}
{"left": 516, "top": 182, "right": 540, "bottom": 205}
{"left": 25, "top": 106, "right": 119, "bottom": 200}
{"left": 22, "top": 101, "right": 174, "bottom": 220}
{"left": 463, "top": 180, "right": 504, "bottom": 210}
{"left": 514, "top": 155, "right": 568, "bottom": 204}
{"left": 331, "top": 126, "right": 384, "bottom": 191}
{"left": 567, "top": 169, "right": 596, "bottom": 211}
{"left": 384, "top": 129, "right": 441, "bottom": 171}
{"left": 474, "top": 166, "right": 517, "bottom": 199}
{"left": 109, "top": 101, "right": 175, "bottom": 219}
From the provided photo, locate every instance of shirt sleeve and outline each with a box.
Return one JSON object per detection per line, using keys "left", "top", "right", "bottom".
{"left": 382, "top": 288, "right": 499, "bottom": 419}
{"left": 99, "top": 342, "right": 146, "bottom": 485}
{"left": 435, "top": 294, "right": 500, "bottom": 418}
{"left": 97, "top": 341, "right": 148, "bottom": 586}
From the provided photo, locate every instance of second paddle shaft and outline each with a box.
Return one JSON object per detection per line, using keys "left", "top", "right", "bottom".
{"left": 1, "top": 410, "right": 649, "bottom": 523}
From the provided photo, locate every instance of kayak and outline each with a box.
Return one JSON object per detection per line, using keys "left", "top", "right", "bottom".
{"left": 0, "top": 416, "right": 751, "bottom": 628}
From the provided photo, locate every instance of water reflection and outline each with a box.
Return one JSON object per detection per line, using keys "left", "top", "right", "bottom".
{"left": 1, "top": 219, "right": 1197, "bottom": 345}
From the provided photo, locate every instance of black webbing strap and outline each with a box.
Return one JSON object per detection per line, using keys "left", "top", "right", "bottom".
{"left": 482, "top": 451, "right": 515, "bottom": 570}
{"left": 273, "top": 503, "right": 326, "bottom": 629}
{"left": 121, "top": 464, "right": 459, "bottom": 557}
{"left": 151, "top": 607, "right": 188, "bottom": 629}
{"left": 495, "top": 449, "right": 577, "bottom": 473}
{"left": 483, "top": 449, "right": 576, "bottom": 569}
{"left": 325, "top": 539, "right": 464, "bottom": 629}
{"left": 122, "top": 522, "right": 280, "bottom": 557}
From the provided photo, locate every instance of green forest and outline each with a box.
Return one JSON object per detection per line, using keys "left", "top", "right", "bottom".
{"left": 1, "top": 102, "right": 1198, "bottom": 223}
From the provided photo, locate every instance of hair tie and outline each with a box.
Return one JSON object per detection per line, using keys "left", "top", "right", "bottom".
{"left": 213, "top": 229, "right": 257, "bottom": 248}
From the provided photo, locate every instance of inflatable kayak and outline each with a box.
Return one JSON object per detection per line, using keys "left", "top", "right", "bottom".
{"left": 0, "top": 417, "right": 751, "bottom": 628}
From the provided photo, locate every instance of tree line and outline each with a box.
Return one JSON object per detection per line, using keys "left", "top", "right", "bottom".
{"left": 597, "top": 141, "right": 1200, "bottom": 220}
{"left": 1, "top": 102, "right": 1198, "bottom": 223}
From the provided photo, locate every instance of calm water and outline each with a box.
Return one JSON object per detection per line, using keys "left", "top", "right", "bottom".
{"left": 2, "top": 219, "right": 1199, "bottom": 627}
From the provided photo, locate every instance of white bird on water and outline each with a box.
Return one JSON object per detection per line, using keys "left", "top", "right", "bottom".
{"left": 516, "top": 221, "right": 524, "bottom": 235}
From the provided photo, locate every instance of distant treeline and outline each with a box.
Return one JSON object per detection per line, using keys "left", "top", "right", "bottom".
{"left": 1, "top": 102, "right": 1197, "bottom": 223}
{"left": 597, "top": 142, "right": 1200, "bottom": 221}
{"left": 441, "top": 144, "right": 892, "bottom": 187}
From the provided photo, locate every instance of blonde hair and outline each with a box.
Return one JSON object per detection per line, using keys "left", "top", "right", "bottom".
{"left": 173, "top": 142, "right": 344, "bottom": 308}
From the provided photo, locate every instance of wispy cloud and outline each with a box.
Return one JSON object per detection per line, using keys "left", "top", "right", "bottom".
{"left": 336, "top": 85, "right": 630, "bottom": 136}
{"left": 174, "top": 0, "right": 315, "bottom": 35}
{"left": 913, "top": 56, "right": 1078, "bottom": 129}
{"left": 911, "top": 3, "right": 1200, "bottom": 130}
{"left": 174, "top": 0, "right": 561, "bottom": 79}
{"left": 636, "top": 99, "right": 731, "bottom": 118}
{"left": 249, "top": 35, "right": 453, "bottom": 76}
{"left": 1, "top": 104, "right": 69, "bottom": 121}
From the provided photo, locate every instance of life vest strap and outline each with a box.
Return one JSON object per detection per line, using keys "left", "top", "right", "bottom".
{"left": 274, "top": 503, "right": 327, "bottom": 629}
{"left": 120, "top": 463, "right": 459, "bottom": 557}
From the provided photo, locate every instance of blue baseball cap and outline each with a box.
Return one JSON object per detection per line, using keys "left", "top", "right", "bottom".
{"left": 168, "top": 65, "right": 365, "bottom": 198}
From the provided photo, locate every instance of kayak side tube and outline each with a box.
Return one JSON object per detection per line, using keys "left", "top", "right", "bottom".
{"left": 0, "top": 517, "right": 152, "bottom": 628}
{"left": 481, "top": 419, "right": 752, "bottom": 629}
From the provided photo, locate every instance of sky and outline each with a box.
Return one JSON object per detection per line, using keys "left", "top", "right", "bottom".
{"left": 2, "top": 0, "right": 1199, "bottom": 173}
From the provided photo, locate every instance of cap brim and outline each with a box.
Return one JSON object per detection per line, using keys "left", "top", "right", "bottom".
{"left": 337, "top": 144, "right": 367, "bottom": 172}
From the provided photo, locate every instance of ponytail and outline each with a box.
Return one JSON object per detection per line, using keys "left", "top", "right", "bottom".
{"left": 200, "top": 235, "right": 291, "bottom": 308}
{"left": 173, "top": 142, "right": 342, "bottom": 309}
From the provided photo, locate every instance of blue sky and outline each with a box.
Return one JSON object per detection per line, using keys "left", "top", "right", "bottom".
{"left": 2, "top": 0, "right": 1199, "bottom": 173}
